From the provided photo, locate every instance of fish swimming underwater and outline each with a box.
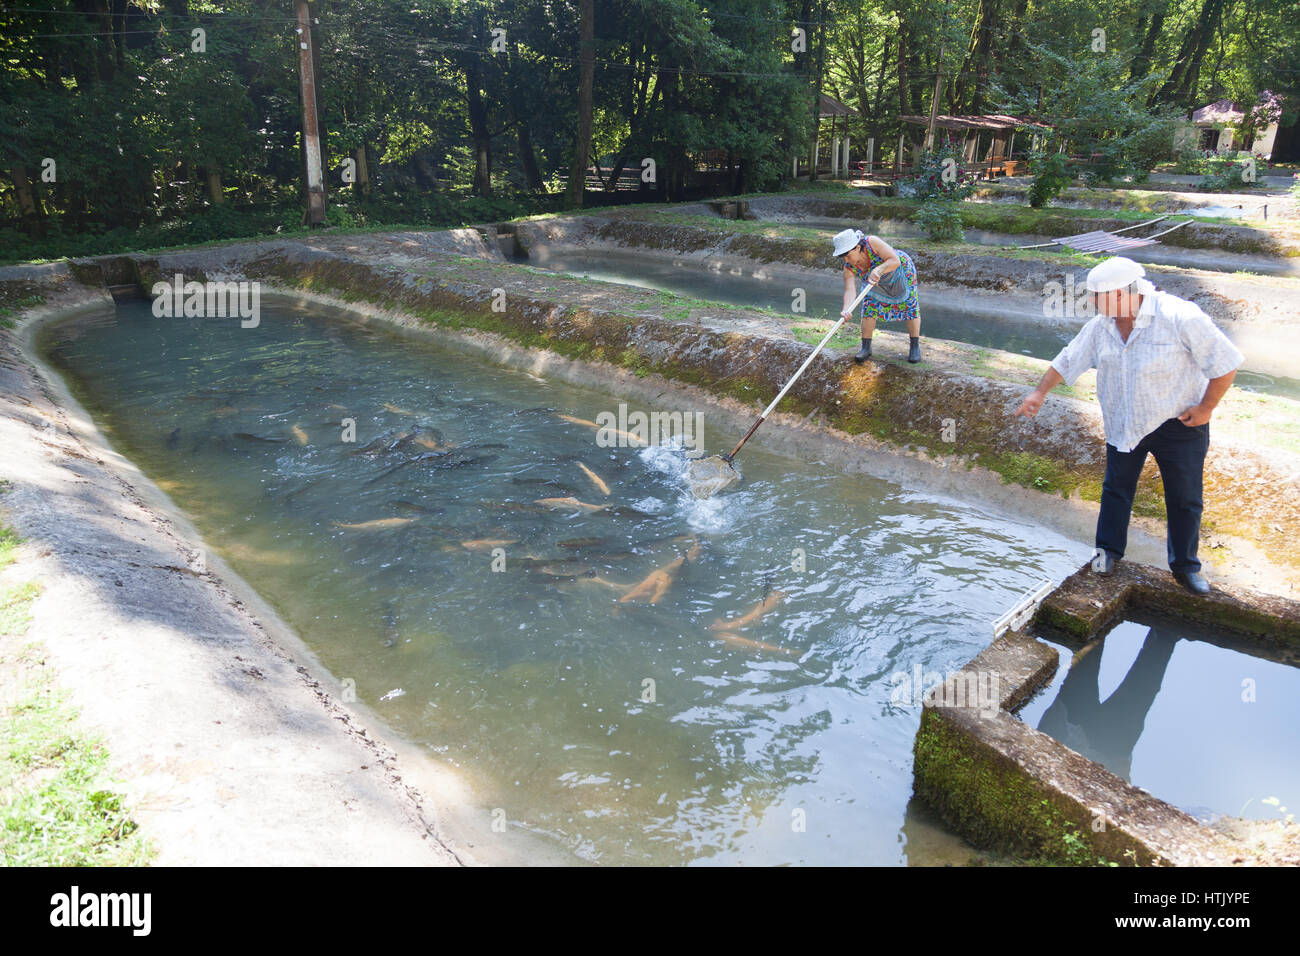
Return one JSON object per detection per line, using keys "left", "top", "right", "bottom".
{"left": 460, "top": 538, "right": 520, "bottom": 551}
{"left": 708, "top": 591, "right": 785, "bottom": 632}
{"left": 556, "top": 413, "right": 647, "bottom": 447}
{"left": 618, "top": 555, "right": 685, "bottom": 604}
{"left": 558, "top": 537, "right": 611, "bottom": 551}
{"left": 576, "top": 462, "right": 610, "bottom": 496}
{"left": 710, "top": 630, "right": 793, "bottom": 655}
{"left": 291, "top": 424, "right": 309, "bottom": 446}
{"left": 535, "top": 496, "right": 608, "bottom": 513}
{"left": 389, "top": 500, "right": 445, "bottom": 516}
{"left": 332, "top": 517, "right": 417, "bottom": 531}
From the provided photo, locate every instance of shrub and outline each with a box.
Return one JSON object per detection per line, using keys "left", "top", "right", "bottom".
{"left": 1173, "top": 141, "right": 1206, "bottom": 175}
{"left": 1027, "top": 152, "right": 1072, "bottom": 207}
{"left": 913, "top": 200, "right": 965, "bottom": 242}
{"left": 900, "top": 142, "right": 979, "bottom": 201}
{"left": 1196, "top": 155, "right": 1254, "bottom": 192}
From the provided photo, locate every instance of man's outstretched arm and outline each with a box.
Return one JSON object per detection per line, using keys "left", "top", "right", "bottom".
{"left": 1014, "top": 366, "right": 1065, "bottom": 418}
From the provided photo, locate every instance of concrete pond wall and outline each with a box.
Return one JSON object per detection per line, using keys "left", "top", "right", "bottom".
{"left": 912, "top": 563, "right": 1300, "bottom": 866}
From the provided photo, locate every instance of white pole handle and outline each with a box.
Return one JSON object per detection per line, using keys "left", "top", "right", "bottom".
{"left": 759, "top": 279, "right": 876, "bottom": 420}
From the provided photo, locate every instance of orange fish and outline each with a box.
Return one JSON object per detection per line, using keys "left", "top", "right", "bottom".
{"left": 711, "top": 630, "right": 793, "bottom": 655}
{"left": 709, "top": 591, "right": 785, "bottom": 632}
{"left": 619, "top": 556, "right": 685, "bottom": 604}
{"left": 333, "top": 517, "right": 416, "bottom": 530}
{"left": 460, "top": 538, "right": 519, "bottom": 551}
{"left": 576, "top": 462, "right": 610, "bottom": 496}
{"left": 535, "top": 496, "right": 607, "bottom": 512}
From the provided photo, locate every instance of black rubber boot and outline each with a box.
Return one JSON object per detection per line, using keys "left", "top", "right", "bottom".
{"left": 908, "top": 336, "right": 921, "bottom": 364}
{"left": 853, "top": 337, "right": 872, "bottom": 363}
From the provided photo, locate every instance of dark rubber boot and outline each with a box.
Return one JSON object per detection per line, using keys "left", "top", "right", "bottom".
{"left": 853, "top": 337, "right": 872, "bottom": 363}
{"left": 908, "top": 336, "right": 921, "bottom": 364}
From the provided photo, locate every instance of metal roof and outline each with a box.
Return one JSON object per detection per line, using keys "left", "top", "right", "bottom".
{"left": 818, "top": 93, "right": 860, "bottom": 117}
{"left": 900, "top": 113, "right": 1050, "bottom": 132}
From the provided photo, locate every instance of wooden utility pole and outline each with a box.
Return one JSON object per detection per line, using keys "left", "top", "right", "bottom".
{"left": 564, "top": 0, "right": 594, "bottom": 209}
{"left": 925, "top": 45, "right": 945, "bottom": 151}
{"left": 295, "top": 0, "right": 327, "bottom": 225}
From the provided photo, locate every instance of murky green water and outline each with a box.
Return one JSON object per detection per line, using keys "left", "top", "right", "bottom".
{"left": 43, "top": 299, "right": 1090, "bottom": 864}
{"left": 1018, "top": 615, "right": 1300, "bottom": 823}
{"left": 526, "top": 249, "right": 1300, "bottom": 400}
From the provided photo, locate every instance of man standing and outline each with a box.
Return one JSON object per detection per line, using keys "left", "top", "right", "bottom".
{"left": 1014, "top": 257, "right": 1243, "bottom": 594}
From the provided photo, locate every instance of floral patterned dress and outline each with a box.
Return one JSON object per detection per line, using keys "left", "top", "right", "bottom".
{"left": 845, "top": 238, "right": 920, "bottom": 325}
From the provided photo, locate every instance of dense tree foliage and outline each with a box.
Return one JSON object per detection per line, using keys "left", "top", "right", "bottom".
{"left": 1, "top": 0, "right": 1296, "bottom": 256}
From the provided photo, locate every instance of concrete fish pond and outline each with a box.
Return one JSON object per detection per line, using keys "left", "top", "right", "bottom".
{"left": 1, "top": 217, "right": 1298, "bottom": 865}
{"left": 28, "top": 299, "right": 1097, "bottom": 865}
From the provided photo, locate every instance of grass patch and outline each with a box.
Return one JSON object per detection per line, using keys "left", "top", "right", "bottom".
{"left": 791, "top": 320, "right": 860, "bottom": 349}
{"left": 0, "top": 673, "right": 153, "bottom": 866}
{"left": 0, "top": 521, "right": 153, "bottom": 866}
{"left": 0, "top": 294, "right": 45, "bottom": 329}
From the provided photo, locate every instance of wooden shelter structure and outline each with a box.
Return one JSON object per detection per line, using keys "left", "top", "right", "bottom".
{"left": 899, "top": 113, "right": 1049, "bottom": 177}
{"left": 795, "top": 94, "right": 860, "bottom": 178}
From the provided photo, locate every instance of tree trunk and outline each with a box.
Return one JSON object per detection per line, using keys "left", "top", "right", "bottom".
{"left": 1129, "top": 0, "right": 1170, "bottom": 84}
{"left": 1154, "top": 0, "right": 1228, "bottom": 106}
{"left": 354, "top": 145, "right": 371, "bottom": 195}
{"left": 466, "top": 58, "right": 493, "bottom": 197}
{"left": 565, "top": 0, "right": 595, "bottom": 209}
{"left": 205, "top": 168, "right": 224, "bottom": 205}
{"left": 10, "top": 167, "right": 46, "bottom": 236}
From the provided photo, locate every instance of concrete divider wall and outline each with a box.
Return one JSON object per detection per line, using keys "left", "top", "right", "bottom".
{"left": 913, "top": 562, "right": 1300, "bottom": 865}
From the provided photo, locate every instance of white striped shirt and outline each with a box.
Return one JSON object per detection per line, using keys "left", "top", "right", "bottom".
{"left": 1050, "top": 291, "right": 1244, "bottom": 453}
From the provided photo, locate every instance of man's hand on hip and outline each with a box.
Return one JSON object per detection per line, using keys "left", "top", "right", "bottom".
{"left": 1178, "top": 404, "right": 1213, "bottom": 427}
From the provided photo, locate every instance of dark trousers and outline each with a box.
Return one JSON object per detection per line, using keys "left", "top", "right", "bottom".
{"left": 1096, "top": 418, "right": 1209, "bottom": 573}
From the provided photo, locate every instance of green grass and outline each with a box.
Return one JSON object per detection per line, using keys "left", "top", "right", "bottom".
{"left": 0, "top": 675, "right": 153, "bottom": 866}
{"left": 792, "top": 320, "right": 860, "bottom": 349}
{"left": 0, "top": 294, "right": 45, "bottom": 329}
{"left": 0, "top": 521, "right": 154, "bottom": 866}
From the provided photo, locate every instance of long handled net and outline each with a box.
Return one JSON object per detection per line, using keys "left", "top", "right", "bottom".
{"left": 685, "top": 279, "right": 876, "bottom": 499}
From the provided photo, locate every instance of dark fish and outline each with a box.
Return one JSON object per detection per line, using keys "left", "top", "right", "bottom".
{"left": 433, "top": 454, "right": 498, "bottom": 470}
{"left": 558, "top": 537, "right": 611, "bottom": 550}
{"left": 509, "top": 477, "right": 579, "bottom": 496}
{"left": 284, "top": 481, "right": 317, "bottom": 506}
{"left": 517, "top": 558, "right": 599, "bottom": 577}
{"left": 479, "top": 500, "right": 550, "bottom": 514}
{"left": 383, "top": 606, "right": 400, "bottom": 648}
{"left": 390, "top": 500, "right": 444, "bottom": 515}
{"left": 603, "top": 505, "right": 656, "bottom": 519}
{"left": 165, "top": 427, "right": 181, "bottom": 450}
{"left": 460, "top": 442, "right": 507, "bottom": 451}
{"left": 233, "top": 432, "right": 287, "bottom": 444}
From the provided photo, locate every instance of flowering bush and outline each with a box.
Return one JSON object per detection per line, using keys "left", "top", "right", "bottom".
{"left": 900, "top": 142, "right": 980, "bottom": 201}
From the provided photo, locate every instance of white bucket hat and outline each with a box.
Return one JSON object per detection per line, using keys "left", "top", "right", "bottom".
{"left": 1085, "top": 256, "right": 1153, "bottom": 295}
{"left": 832, "top": 228, "right": 863, "bottom": 257}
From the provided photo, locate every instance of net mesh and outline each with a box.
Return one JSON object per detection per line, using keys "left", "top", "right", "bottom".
{"left": 685, "top": 456, "right": 740, "bottom": 499}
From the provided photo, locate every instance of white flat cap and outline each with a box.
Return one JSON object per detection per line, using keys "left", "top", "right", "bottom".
{"left": 832, "top": 228, "right": 862, "bottom": 257}
{"left": 1085, "top": 256, "right": 1146, "bottom": 293}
